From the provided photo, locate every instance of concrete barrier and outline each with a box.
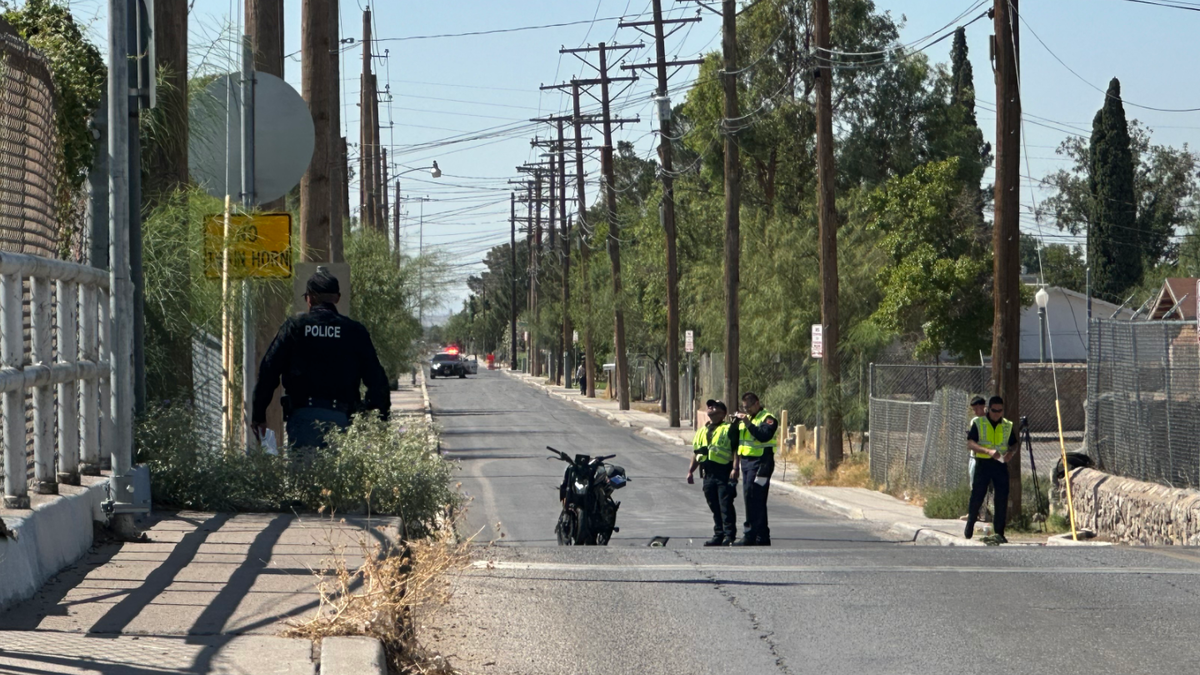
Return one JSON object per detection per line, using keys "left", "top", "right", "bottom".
{"left": 0, "top": 477, "right": 108, "bottom": 611}
{"left": 320, "top": 636, "right": 386, "bottom": 675}
{"left": 1069, "top": 467, "right": 1200, "bottom": 545}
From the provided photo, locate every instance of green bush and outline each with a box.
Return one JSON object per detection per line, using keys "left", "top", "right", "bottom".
{"left": 923, "top": 483, "right": 971, "bottom": 519}
{"left": 137, "top": 405, "right": 460, "bottom": 536}
{"left": 346, "top": 229, "right": 422, "bottom": 379}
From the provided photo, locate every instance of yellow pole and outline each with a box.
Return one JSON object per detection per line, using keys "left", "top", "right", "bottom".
{"left": 221, "top": 195, "right": 232, "bottom": 446}
{"left": 1055, "top": 399, "right": 1079, "bottom": 540}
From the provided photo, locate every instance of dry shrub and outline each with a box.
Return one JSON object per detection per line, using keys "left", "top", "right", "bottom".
{"left": 786, "top": 450, "right": 875, "bottom": 489}
{"left": 286, "top": 523, "right": 473, "bottom": 674}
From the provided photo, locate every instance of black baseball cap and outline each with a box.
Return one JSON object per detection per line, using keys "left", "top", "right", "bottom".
{"left": 971, "top": 396, "right": 986, "bottom": 406}
{"left": 306, "top": 267, "right": 340, "bottom": 295}
{"left": 705, "top": 399, "right": 727, "bottom": 411}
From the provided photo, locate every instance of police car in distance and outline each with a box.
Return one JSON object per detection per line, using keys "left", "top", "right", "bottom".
{"left": 430, "top": 348, "right": 468, "bottom": 379}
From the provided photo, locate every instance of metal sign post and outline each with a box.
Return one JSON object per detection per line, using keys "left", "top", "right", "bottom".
{"left": 812, "top": 324, "right": 823, "bottom": 458}
{"left": 685, "top": 330, "right": 694, "bottom": 426}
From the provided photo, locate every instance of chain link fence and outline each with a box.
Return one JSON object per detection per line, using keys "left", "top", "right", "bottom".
{"left": 869, "top": 388, "right": 970, "bottom": 491}
{"left": 0, "top": 29, "right": 61, "bottom": 259}
{"left": 1088, "top": 319, "right": 1200, "bottom": 488}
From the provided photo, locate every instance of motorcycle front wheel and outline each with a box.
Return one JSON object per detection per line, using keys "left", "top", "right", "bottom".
{"left": 555, "top": 508, "right": 579, "bottom": 545}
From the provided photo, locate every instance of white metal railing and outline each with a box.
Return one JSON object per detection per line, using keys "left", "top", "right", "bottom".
{"left": 1, "top": 251, "right": 111, "bottom": 509}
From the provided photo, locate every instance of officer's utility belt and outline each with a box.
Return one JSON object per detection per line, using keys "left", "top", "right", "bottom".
{"left": 282, "top": 396, "right": 353, "bottom": 418}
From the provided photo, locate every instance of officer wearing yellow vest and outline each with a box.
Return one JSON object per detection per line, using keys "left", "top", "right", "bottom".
{"left": 731, "top": 392, "right": 778, "bottom": 546}
{"left": 965, "top": 395, "right": 1018, "bottom": 543}
{"left": 687, "top": 399, "right": 738, "bottom": 546}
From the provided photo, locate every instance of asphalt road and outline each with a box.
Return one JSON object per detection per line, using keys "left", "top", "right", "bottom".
{"left": 426, "top": 369, "right": 1200, "bottom": 675}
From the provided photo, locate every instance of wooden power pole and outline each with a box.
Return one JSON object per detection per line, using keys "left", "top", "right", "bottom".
{"left": 300, "top": 0, "right": 333, "bottom": 262}
{"left": 815, "top": 0, "right": 843, "bottom": 471}
{"left": 572, "top": 82, "right": 596, "bottom": 397}
{"left": 360, "top": 9, "right": 375, "bottom": 232}
{"left": 328, "top": 0, "right": 344, "bottom": 262}
{"left": 558, "top": 120, "right": 572, "bottom": 389}
{"left": 993, "top": 0, "right": 1023, "bottom": 515}
{"left": 248, "top": 0, "right": 287, "bottom": 440}
{"left": 720, "top": 0, "right": 741, "bottom": 407}
{"left": 621, "top": 1, "right": 703, "bottom": 426}
{"left": 510, "top": 192, "right": 518, "bottom": 369}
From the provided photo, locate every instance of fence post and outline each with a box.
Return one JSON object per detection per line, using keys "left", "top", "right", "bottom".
{"left": 902, "top": 403, "right": 913, "bottom": 481}
{"left": 31, "top": 276, "right": 56, "bottom": 494}
{"left": 1162, "top": 325, "right": 1176, "bottom": 483}
{"left": 57, "top": 279, "right": 80, "bottom": 485}
{"left": 1129, "top": 324, "right": 1145, "bottom": 482}
{"left": 1, "top": 272, "right": 26, "bottom": 508}
{"left": 80, "top": 282, "right": 100, "bottom": 475}
{"left": 99, "top": 287, "right": 112, "bottom": 470}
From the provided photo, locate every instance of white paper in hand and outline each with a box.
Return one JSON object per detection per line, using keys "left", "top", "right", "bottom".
{"left": 754, "top": 475, "right": 768, "bottom": 487}
{"left": 262, "top": 429, "right": 279, "bottom": 456}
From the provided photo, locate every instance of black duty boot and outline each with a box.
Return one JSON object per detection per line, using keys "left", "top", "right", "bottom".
{"left": 964, "top": 520, "right": 975, "bottom": 539}
{"left": 703, "top": 536, "right": 726, "bottom": 547}
{"left": 730, "top": 538, "right": 756, "bottom": 547}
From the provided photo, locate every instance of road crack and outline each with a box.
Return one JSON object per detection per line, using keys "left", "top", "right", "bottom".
{"left": 673, "top": 550, "right": 793, "bottom": 674}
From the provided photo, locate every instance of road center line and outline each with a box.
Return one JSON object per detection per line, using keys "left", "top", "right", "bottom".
{"left": 469, "top": 561, "right": 1200, "bottom": 575}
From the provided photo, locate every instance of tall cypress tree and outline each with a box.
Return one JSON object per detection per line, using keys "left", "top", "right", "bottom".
{"left": 945, "top": 28, "right": 991, "bottom": 222}
{"left": 1090, "top": 78, "right": 1140, "bottom": 300}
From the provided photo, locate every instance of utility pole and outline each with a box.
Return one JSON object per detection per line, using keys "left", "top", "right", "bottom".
{"left": 546, "top": 142, "right": 558, "bottom": 384}
{"left": 328, "top": 0, "right": 344, "bottom": 262}
{"left": 372, "top": 74, "right": 385, "bottom": 231}
{"left": 546, "top": 46, "right": 639, "bottom": 405}
{"left": 394, "top": 179, "right": 401, "bottom": 264}
{"left": 993, "top": 0, "right": 1022, "bottom": 516}
{"left": 719, "top": 0, "right": 741, "bottom": 408}
{"left": 621, "top": 1, "right": 703, "bottom": 426}
{"left": 360, "top": 9, "right": 375, "bottom": 232}
{"left": 129, "top": 0, "right": 146, "bottom": 416}
{"left": 301, "top": 0, "right": 333, "bottom": 261}
{"left": 815, "top": 0, "right": 843, "bottom": 471}
{"left": 248, "top": 0, "right": 287, "bottom": 442}
{"left": 558, "top": 119, "right": 572, "bottom": 390}
{"left": 573, "top": 82, "right": 595, "bottom": 397}
{"left": 510, "top": 192, "right": 518, "bottom": 369}
{"left": 381, "top": 147, "right": 390, "bottom": 236}
{"left": 532, "top": 169, "right": 542, "bottom": 378}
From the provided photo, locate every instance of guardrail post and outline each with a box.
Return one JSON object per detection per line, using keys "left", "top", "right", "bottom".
{"left": 31, "top": 276, "right": 56, "bottom": 494}
{"left": 1, "top": 271, "right": 26, "bottom": 508}
{"left": 57, "top": 279, "right": 80, "bottom": 485}
{"left": 80, "top": 282, "right": 100, "bottom": 475}
{"left": 99, "top": 286, "right": 112, "bottom": 470}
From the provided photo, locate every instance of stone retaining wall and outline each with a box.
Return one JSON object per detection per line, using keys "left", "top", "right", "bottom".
{"left": 1069, "top": 468, "right": 1200, "bottom": 545}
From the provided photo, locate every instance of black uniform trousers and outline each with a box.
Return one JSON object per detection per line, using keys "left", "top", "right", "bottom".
{"left": 967, "top": 457, "right": 1010, "bottom": 536}
{"left": 740, "top": 455, "right": 772, "bottom": 544}
{"left": 701, "top": 462, "right": 737, "bottom": 541}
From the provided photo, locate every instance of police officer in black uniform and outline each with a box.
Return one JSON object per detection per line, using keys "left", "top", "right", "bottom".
{"left": 251, "top": 268, "right": 391, "bottom": 454}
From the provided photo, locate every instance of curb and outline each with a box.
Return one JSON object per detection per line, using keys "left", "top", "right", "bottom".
{"left": 320, "top": 636, "right": 387, "bottom": 675}
{"left": 416, "top": 368, "right": 439, "bottom": 453}
{"left": 639, "top": 426, "right": 687, "bottom": 446}
{"left": 769, "top": 482, "right": 985, "bottom": 546}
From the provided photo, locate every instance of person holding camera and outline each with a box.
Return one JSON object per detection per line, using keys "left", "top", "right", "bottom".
{"left": 965, "top": 395, "right": 1018, "bottom": 543}
{"left": 731, "top": 392, "right": 778, "bottom": 547}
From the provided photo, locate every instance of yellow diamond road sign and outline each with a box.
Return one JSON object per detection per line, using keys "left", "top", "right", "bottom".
{"left": 205, "top": 213, "right": 293, "bottom": 279}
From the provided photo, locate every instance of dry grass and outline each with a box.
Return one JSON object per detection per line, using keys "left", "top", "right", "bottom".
{"left": 781, "top": 448, "right": 875, "bottom": 489}
{"left": 285, "top": 521, "right": 475, "bottom": 674}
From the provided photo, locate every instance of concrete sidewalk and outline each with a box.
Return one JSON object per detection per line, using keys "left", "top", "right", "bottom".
{"left": 0, "top": 388, "right": 428, "bottom": 674}
{"left": 501, "top": 369, "right": 983, "bottom": 546}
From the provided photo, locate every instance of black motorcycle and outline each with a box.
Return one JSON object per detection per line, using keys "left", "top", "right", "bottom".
{"left": 548, "top": 446, "right": 628, "bottom": 546}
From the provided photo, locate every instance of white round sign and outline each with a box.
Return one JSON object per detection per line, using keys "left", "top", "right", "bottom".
{"left": 189, "top": 72, "right": 315, "bottom": 205}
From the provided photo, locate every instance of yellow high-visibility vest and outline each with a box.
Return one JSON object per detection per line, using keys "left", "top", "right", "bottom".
{"left": 973, "top": 416, "right": 1013, "bottom": 460}
{"left": 737, "top": 409, "right": 777, "bottom": 457}
{"left": 692, "top": 422, "right": 734, "bottom": 465}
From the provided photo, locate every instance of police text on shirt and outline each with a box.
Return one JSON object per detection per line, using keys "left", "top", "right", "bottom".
{"left": 305, "top": 325, "right": 341, "bottom": 338}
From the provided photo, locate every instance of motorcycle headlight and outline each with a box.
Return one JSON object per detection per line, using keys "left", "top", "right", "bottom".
{"left": 574, "top": 480, "right": 589, "bottom": 495}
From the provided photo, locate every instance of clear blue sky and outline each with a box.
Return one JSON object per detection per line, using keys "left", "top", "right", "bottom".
{"left": 60, "top": 0, "right": 1200, "bottom": 317}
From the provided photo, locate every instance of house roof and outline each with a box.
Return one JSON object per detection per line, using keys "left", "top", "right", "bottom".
{"left": 1150, "top": 278, "right": 1198, "bottom": 320}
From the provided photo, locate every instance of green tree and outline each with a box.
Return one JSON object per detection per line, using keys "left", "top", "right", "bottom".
{"left": 870, "top": 159, "right": 992, "bottom": 360}
{"left": 345, "top": 229, "right": 422, "bottom": 379}
{"left": 1020, "top": 234, "right": 1087, "bottom": 293}
{"left": 1090, "top": 79, "right": 1141, "bottom": 299}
